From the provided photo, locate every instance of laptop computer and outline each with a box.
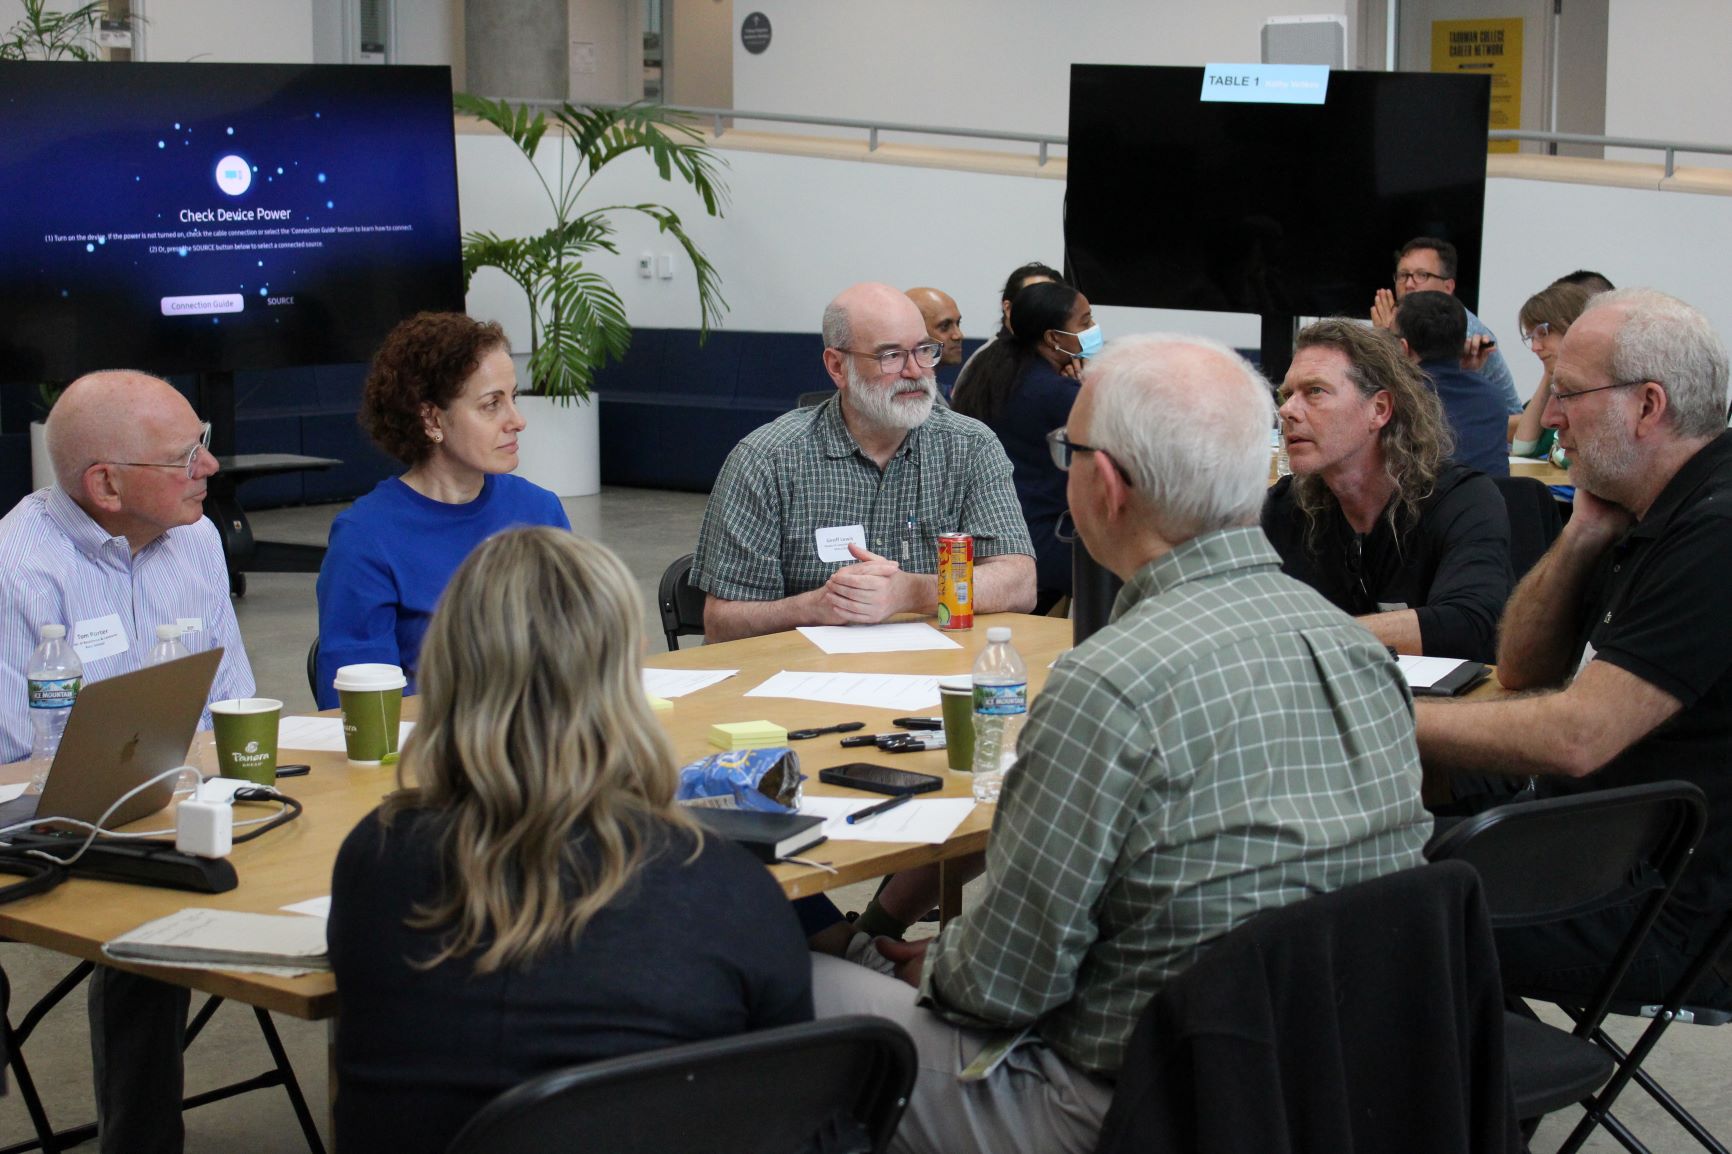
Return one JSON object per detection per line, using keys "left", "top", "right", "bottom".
{"left": 0, "top": 648, "right": 222, "bottom": 833}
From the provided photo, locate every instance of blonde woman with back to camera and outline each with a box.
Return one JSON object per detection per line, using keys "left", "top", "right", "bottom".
{"left": 327, "top": 528, "right": 813, "bottom": 1154}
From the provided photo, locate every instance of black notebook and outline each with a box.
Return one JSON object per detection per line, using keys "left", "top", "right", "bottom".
{"left": 692, "top": 807, "right": 827, "bottom": 863}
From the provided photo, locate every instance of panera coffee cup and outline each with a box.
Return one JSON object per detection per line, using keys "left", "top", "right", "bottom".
{"left": 334, "top": 664, "right": 406, "bottom": 765}
{"left": 938, "top": 676, "right": 974, "bottom": 772}
{"left": 209, "top": 698, "right": 283, "bottom": 786}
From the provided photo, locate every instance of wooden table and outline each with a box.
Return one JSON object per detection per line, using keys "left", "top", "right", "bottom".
{"left": 0, "top": 612, "right": 1072, "bottom": 1023}
{"left": 1509, "top": 456, "right": 1572, "bottom": 487}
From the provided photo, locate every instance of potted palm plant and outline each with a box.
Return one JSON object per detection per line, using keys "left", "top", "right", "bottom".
{"left": 455, "top": 93, "right": 728, "bottom": 496}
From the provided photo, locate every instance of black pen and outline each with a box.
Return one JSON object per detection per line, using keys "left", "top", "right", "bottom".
{"left": 275, "top": 765, "right": 311, "bottom": 778}
{"left": 847, "top": 793, "right": 914, "bottom": 824}
{"left": 788, "top": 721, "right": 866, "bottom": 740}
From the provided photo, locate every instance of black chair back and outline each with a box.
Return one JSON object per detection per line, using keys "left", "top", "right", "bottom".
{"left": 305, "top": 636, "right": 320, "bottom": 702}
{"left": 1493, "top": 474, "right": 1563, "bottom": 581}
{"left": 658, "top": 553, "right": 707, "bottom": 650}
{"left": 445, "top": 1015, "right": 915, "bottom": 1154}
{"left": 797, "top": 390, "right": 834, "bottom": 409}
{"left": 1071, "top": 535, "right": 1122, "bottom": 647}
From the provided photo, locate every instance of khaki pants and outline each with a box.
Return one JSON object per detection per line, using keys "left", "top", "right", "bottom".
{"left": 811, "top": 953, "right": 1114, "bottom": 1154}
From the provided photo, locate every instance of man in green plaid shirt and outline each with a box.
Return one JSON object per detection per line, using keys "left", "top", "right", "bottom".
{"left": 692, "top": 282, "right": 1035, "bottom": 642}
{"left": 813, "top": 334, "right": 1433, "bottom": 1154}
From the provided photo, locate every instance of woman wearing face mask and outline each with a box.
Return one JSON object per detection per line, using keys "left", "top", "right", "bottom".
{"left": 313, "top": 312, "right": 570, "bottom": 708}
{"left": 951, "top": 281, "right": 1098, "bottom": 613}
{"left": 1509, "top": 281, "right": 1595, "bottom": 467}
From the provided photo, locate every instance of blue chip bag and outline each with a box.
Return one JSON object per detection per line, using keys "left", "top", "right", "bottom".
{"left": 676, "top": 747, "right": 804, "bottom": 813}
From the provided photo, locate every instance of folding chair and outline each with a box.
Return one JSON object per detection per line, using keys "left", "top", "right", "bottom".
{"left": 0, "top": 961, "right": 325, "bottom": 1154}
{"left": 1492, "top": 474, "right": 1564, "bottom": 582}
{"left": 1426, "top": 780, "right": 1709, "bottom": 1148}
{"left": 444, "top": 1015, "right": 915, "bottom": 1154}
{"left": 657, "top": 553, "right": 706, "bottom": 651}
{"left": 796, "top": 390, "right": 834, "bottom": 409}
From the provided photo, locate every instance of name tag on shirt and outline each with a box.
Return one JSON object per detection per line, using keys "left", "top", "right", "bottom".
{"left": 176, "top": 617, "right": 203, "bottom": 634}
{"left": 815, "top": 524, "right": 867, "bottom": 563}
{"left": 72, "top": 613, "right": 129, "bottom": 662}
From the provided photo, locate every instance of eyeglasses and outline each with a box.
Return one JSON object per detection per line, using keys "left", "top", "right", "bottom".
{"left": 106, "top": 421, "right": 212, "bottom": 479}
{"left": 1394, "top": 269, "right": 1449, "bottom": 287}
{"left": 835, "top": 342, "right": 944, "bottom": 374}
{"left": 1520, "top": 321, "right": 1552, "bottom": 347}
{"left": 1547, "top": 379, "right": 1648, "bottom": 405}
{"left": 1046, "top": 427, "right": 1133, "bottom": 486}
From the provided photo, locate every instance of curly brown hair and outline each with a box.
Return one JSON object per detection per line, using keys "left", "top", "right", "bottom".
{"left": 1289, "top": 318, "right": 1452, "bottom": 544}
{"left": 360, "top": 313, "right": 510, "bottom": 465}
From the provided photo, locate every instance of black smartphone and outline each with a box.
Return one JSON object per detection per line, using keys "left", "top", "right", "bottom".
{"left": 818, "top": 763, "right": 944, "bottom": 797}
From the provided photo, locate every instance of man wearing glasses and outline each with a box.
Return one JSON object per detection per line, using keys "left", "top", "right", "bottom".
{"left": 0, "top": 368, "right": 254, "bottom": 1154}
{"left": 1371, "top": 236, "right": 1522, "bottom": 416}
{"left": 1419, "top": 289, "right": 1732, "bottom": 1013}
{"left": 693, "top": 281, "right": 1035, "bottom": 643}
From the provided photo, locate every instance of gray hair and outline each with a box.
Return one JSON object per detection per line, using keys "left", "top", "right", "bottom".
{"left": 1589, "top": 288, "right": 1730, "bottom": 438}
{"left": 821, "top": 301, "right": 852, "bottom": 349}
{"left": 1086, "top": 333, "right": 1274, "bottom": 540}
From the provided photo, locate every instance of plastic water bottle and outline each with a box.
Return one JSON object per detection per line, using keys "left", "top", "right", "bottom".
{"left": 1272, "top": 413, "right": 1291, "bottom": 478}
{"left": 145, "top": 624, "right": 201, "bottom": 768}
{"left": 26, "top": 624, "right": 83, "bottom": 794}
{"left": 970, "top": 626, "right": 1027, "bottom": 803}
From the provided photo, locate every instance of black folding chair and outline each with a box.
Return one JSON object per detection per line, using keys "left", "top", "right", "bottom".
{"left": 444, "top": 1015, "right": 915, "bottom": 1154}
{"left": 305, "top": 635, "right": 320, "bottom": 702}
{"left": 796, "top": 390, "right": 833, "bottom": 409}
{"left": 657, "top": 553, "right": 706, "bottom": 651}
{"left": 1493, "top": 474, "right": 1564, "bottom": 582}
{"left": 1426, "top": 780, "right": 1708, "bottom": 1147}
{"left": 0, "top": 960, "right": 325, "bottom": 1154}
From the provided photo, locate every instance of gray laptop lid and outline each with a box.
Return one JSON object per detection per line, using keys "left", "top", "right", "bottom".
{"left": 4, "top": 648, "right": 222, "bottom": 832}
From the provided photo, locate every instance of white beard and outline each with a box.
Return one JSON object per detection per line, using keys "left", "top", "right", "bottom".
{"left": 845, "top": 358, "right": 937, "bottom": 431}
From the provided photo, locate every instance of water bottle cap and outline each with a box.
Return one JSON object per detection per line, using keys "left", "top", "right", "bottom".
{"left": 38, "top": 624, "right": 65, "bottom": 640}
{"left": 986, "top": 626, "right": 1011, "bottom": 643}
{"left": 156, "top": 623, "right": 182, "bottom": 641}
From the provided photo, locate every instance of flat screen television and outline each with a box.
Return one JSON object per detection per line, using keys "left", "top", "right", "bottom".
{"left": 1065, "top": 65, "right": 1490, "bottom": 320}
{"left": 0, "top": 62, "right": 463, "bottom": 383}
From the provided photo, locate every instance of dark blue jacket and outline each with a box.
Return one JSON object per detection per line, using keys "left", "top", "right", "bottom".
{"left": 1421, "top": 357, "right": 1509, "bottom": 478}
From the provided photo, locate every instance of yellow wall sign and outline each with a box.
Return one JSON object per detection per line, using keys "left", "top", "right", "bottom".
{"left": 1430, "top": 18, "right": 1523, "bottom": 154}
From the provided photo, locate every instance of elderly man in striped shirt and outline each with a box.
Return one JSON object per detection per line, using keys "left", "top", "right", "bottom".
{"left": 0, "top": 369, "right": 255, "bottom": 1154}
{"left": 813, "top": 334, "right": 1433, "bottom": 1154}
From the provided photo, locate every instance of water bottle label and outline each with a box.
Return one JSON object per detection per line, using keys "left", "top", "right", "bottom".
{"left": 973, "top": 682, "right": 1027, "bottom": 716}
{"left": 28, "top": 676, "right": 81, "bottom": 709}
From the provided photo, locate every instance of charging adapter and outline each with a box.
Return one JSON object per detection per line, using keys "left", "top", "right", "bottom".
{"left": 175, "top": 798, "right": 233, "bottom": 858}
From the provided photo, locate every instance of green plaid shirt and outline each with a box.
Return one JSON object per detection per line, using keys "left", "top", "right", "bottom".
{"left": 921, "top": 525, "right": 1432, "bottom": 1075}
{"left": 690, "top": 396, "right": 1033, "bottom": 601}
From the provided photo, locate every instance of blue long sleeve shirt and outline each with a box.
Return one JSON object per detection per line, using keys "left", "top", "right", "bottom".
{"left": 313, "top": 474, "right": 568, "bottom": 708}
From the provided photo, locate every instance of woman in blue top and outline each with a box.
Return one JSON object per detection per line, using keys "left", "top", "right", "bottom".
{"left": 950, "top": 282, "right": 1097, "bottom": 613}
{"left": 314, "top": 312, "right": 569, "bottom": 707}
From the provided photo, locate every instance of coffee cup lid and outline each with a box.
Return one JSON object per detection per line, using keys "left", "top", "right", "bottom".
{"left": 938, "top": 676, "right": 973, "bottom": 691}
{"left": 209, "top": 697, "right": 284, "bottom": 715}
{"left": 333, "top": 663, "right": 408, "bottom": 692}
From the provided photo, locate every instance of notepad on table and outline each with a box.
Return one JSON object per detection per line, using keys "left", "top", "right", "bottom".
{"left": 102, "top": 908, "right": 330, "bottom": 972}
{"left": 691, "top": 807, "right": 827, "bottom": 863}
{"left": 708, "top": 720, "right": 789, "bottom": 750}
{"left": 1396, "top": 655, "right": 1489, "bottom": 697}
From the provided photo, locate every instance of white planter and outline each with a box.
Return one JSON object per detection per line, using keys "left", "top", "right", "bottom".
{"left": 29, "top": 421, "right": 53, "bottom": 492}
{"left": 510, "top": 355, "right": 601, "bottom": 497}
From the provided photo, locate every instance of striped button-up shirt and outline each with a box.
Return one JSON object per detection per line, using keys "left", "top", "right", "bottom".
{"left": 0, "top": 487, "right": 254, "bottom": 763}
{"left": 920, "top": 525, "right": 1432, "bottom": 1075}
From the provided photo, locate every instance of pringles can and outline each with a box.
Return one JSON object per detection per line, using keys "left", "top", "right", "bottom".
{"left": 936, "top": 533, "right": 974, "bottom": 631}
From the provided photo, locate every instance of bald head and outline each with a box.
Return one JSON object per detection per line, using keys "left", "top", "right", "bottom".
{"left": 46, "top": 371, "right": 197, "bottom": 494}
{"left": 822, "top": 281, "right": 927, "bottom": 352}
{"left": 906, "top": 286, "right": 964, "bottom": 365}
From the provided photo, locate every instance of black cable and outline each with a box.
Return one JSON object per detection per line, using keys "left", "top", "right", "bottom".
{"left": 0, "top": 851, "right": 68, "bottom": 906}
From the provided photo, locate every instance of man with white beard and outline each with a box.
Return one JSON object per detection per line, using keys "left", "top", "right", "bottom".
{"left": 693, "top": 281, "right": 1036, "bottom": 642}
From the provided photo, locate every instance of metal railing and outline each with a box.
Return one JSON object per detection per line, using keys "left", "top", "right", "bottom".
{"left": 1486, "top": 131, "right": 1732, "bottom": 178}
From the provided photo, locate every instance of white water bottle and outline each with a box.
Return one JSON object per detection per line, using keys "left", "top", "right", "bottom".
{"left": 970, "top": 626, "right": 1027, "bottom": 803}
{"left": 27, "top": 624, "right": 83, "bottom": 794}
{"left": 145, "top": 624, "right": 202, "bottom": 767}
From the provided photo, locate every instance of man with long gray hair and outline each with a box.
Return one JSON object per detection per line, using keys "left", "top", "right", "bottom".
{"left": 812, "top": 334, "right": 1432, "bottom": 1154}
{"left": 1419, "top": 289, "right": 1732, "bottom": 1012}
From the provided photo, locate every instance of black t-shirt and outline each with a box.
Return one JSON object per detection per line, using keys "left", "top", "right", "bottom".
{"left": 1261, "top": 464, "right": 1513, "bottom": 661}
{"left": 328, "top": 806, "right": 813, "bottom": 1154}
{"left": 1549, "top": 432, "right": 1732, "bottom": 917}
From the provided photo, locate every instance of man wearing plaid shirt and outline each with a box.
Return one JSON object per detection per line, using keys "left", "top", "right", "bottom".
{"left": 813, "top": 334, "right": 1433, "bottom": 1154}
{"left": 692, "top": 282, "right": 1035, "bottom": 642}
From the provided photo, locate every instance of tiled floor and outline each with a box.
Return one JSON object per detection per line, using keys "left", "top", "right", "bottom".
{"left": 1, "top": 489, "right": 1727, "bottom": 1152}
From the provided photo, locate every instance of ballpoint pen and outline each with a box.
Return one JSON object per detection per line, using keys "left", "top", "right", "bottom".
{"left": 788, "top": 721, "right": 866, "bottom": 740}
{"left": 846, "top": 793, "right": 914, "bottom": 824}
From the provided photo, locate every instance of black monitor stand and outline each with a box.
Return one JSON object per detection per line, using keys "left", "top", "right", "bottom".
{"left": 197, "top": 370, "right": 340, "bottom": 596}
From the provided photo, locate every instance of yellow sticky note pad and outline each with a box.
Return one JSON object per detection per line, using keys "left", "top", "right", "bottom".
{"left": 646, "top": 695, "right": 673, "bottom": 713}
{"left": 707, "top": 720, "right": 788, "bottom": 749}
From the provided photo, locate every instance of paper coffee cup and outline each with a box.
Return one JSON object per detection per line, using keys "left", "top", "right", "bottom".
{"left": 939, "top": 676, "right": 975, "bottom": 772}
{"left": 334, "top": 664, "right": 406, "bottom": 765}
{"left": 209, "top": 698, "right": 283, "bottom": 786}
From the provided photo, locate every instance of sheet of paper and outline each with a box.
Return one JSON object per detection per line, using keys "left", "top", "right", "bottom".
{"left": 641, "top": 667, "right": 738, "bottom": 699}
{"left": 0, "top": 782, "right": 29, "bottom": 805}
{"left": 1396, "top": 654, "right": 1469, "bottom": 689}
{"left": 281, "top": 896, "right": 332, "bottom": 918}
{"left": 276, "top": 716, "right": 415, "bottom": 752}
{"left": 799, "top": 796, "right": 976, "bottom": 844}
{"left": 796, "top": 623, "right": 963, "bottom": 655}
{"left": 745, "top": 670, "right": 942, "bottom": 712}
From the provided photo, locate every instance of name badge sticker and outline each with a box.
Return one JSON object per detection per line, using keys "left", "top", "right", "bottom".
{"left": 1200, "top": 63, "right": 1330, "bottom": 105}
{"left": 176, "top": 617, "right": 203, "bottom": 634}
{"left": 71, "top": 613, "right": 129, "bottom": 663}
{"left": 815, "top": 524, "right": 868, "bottom": 563}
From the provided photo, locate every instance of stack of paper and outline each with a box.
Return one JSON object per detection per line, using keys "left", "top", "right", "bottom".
{"left": 102, "top": 909, "right": 329, "bottom": 976}
{"left": 708, "top": 720, "right": 788, "bottom": 750}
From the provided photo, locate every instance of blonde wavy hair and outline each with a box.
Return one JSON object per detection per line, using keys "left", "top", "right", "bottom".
{"left": 382, "top": 526, "right": 692, "bottom": 973}
{"left": 1290, "top": 318, "right": 1452, "bottom": 543}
